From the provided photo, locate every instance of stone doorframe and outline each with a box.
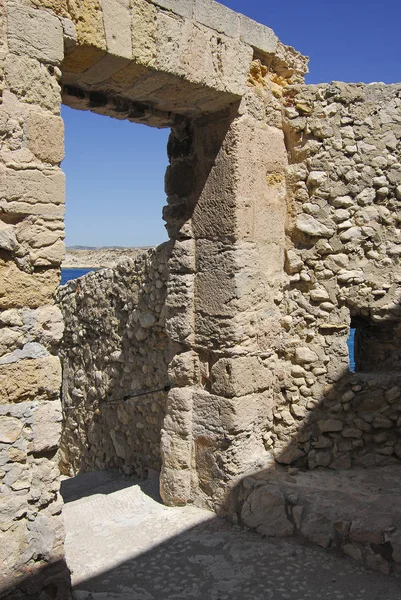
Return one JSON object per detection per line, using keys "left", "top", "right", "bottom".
{"left": 1, "top": 0, "right": 307, "bottom": 592}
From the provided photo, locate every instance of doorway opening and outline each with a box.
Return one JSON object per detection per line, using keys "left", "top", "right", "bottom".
{"left": 61, "top": 105, "right": 169, "bottom": 285}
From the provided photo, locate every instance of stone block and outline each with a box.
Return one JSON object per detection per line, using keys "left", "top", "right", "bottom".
{"left": 0, "top": 221, "right": 18, "bottom": 252}
{"left": 193, "top": 389, "right": 272, "bottom": 435}
{"left": 241, "top": 486, "right": 294, "bottom": 537}
{"left": 131, "top": 0, "right": 157, "bottom": 64}
{"left": 168, "top": 351, "right": 199, "bottom": 386}
{"left": 0, "top": 415, "right": 23, "bottom": 443}
{"left": 101, "top": 0, "right": 132, "bottom": 59}
{"left": 160, "top": 465, "right": 192, "bottom": 506}
{"left": 0, "top": 166, "right": 65, "bottom": 211}
{"left": 5, "top": 55, "right": 61, "bottom": 113}
{"left": 195, "top": 270, "right": 237, "bottom": 317}
{"left": 6, "top": 2, "right": 64, "bottom": 65}
{"left": 26, "top": 111, "right": 64, "bottom": 164}
{"left": 73, "top": 0, "right": 107, "bottom": 49}
{"left": 160, "top": 431, "right": 192, "bottom": 469}
{"left": 29, "top": 401, "right": 62, "bottom": 453}
{"left": 62, "top": 45, "right": 105, "bottom": 74}
{"left": 150, "top": 0, "right": 194, "bottom": 19}
{"left": 79, "top": 54, "right": 131, "bottom": 85}
{"left": 239, "top": 14, "right": 278, "bottom": 55}
{"left": 0, "top": 356, "right": 61, "bottom": 403}
{"left": 0, "top": 262, "right": 59, "bottom": 309}
{"left": 211, "top": 356, "right": 271, "bottom": 398}
{"left": 155, "top": 10, "right": 188, "bottom": 75}
{"left": 194, "top": 0, "right": 240, "bottom": 38}
{"left": 61, "top": 17, "right": 77, "bottom": 49}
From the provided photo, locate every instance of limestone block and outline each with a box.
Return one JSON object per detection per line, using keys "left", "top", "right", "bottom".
{"left": 163, "top": 405, "right": 192, "bottom": 436}
{"left": 5, "top": 55, "right": 61, "bottom": 113}
{"left": 7, "top": 2, "right": 64, "bottom": 65}
{"left": 61, "top": 17, "right": 77, "bottom": 49}
{"left": 26, "top": 111, "right": 64, "bottom": 164}
{"left": 211, "top": 356, "right": 271, "bottom": 398}
{"left": 131, "top": 0, "right": 157, "bottom": 64}
{"left": 195, "top": 270, "right": 236, "bottom": 317}
{"left": 0, "top": 262, "right": 59, "bottom": 309}
{"left": 177, "top": 20, "right": 251, "bottom": 96}
{"left": 0, "top": 522, "right": 27, "bottom": 579}
{"left": 69, "top": 0, "right": 107, "bottom": 49}
{"left": 30, "top": 239, "right": 65, "bottom": 266}
{"left": 62, "top": 45, "right": 105, "bottom": 74}
{"left": 194, "top": 0, "right": 239, "bottom": 38}
{"left": 300, "top": 512, "right": 333, "bottom": 548}
{"left": 101, "top": 0, "right": 132, "bottom": 59}
{"left": 29, "top": 401, "right": 62, "bottom": 453}
{"left": 150, "top": 0, "right": 193, "bottom": 19}
{"left": 193, "top": 389, "right": 272, "bottom": 435}
{"left": 0, "top": 220, "right": 18, "bottom": 252}
{"left": 155, "top": 11, "right": 188, "bottom": 76}
{"left": 241, "top": 486, "right": 294, "bottom": 537}
{"left": 0, "top": 327, "right": 24, "bottom": 356}
{"left": 239, "top": 14, "right": 278, "bottom": 55}
{"left": 79, "top": 53, "right": 131, "bottom": 85}
{"left": 160, "top": 431, "right": 192, "bottom": 469}
{"left": 168, "top": 351, "right": 199, "bottom": 386}
{"left": 294, "top": 347, "right": 318, "bottom": 364}
{"left": 25, "top": 305, "right": 64, "bottom": 347}
{"left": 160, "top": 465, "right": 191, "bottom": 506}
{"left": 0, "top": 166, "right": 65, "bottom": 213}
{"left": 16, "top": 216, "right": 64, "bottom": 249}
{"left": 296, "top": 214, "right": 334, "bottom": 238}
{"left": 0, "top": 356, "right": 61, "bottom": 403}
{"left": 0, "top": 309, "right": 23, "bottom": 327}
{"left": 0, "top": 415, "right": 23, "bottom": 443}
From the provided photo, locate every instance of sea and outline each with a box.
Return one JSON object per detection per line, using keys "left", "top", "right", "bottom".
{"left": 60, "top": 268, "right": 97, "bottom": 286}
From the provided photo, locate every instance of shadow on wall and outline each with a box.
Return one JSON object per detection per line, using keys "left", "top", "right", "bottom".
{"left": 2, "top": 356, "right": 401, "bottom": 598}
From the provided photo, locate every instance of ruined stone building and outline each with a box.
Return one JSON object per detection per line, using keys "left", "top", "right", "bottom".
{"left": 1, "top": 0, "right": 401, "bottom": 597}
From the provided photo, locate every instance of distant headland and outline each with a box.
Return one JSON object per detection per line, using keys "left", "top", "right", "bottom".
{"left": 63, "top": 246, "right": 153, "bottom": 268}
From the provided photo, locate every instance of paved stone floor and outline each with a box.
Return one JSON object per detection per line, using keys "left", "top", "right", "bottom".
{"left": 61, "top": 471, "right": 401, "bottom": 600}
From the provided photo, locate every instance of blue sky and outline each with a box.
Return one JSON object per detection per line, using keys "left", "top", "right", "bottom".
{"left": 63, "top": 0, "right": 400, "bottom": 248}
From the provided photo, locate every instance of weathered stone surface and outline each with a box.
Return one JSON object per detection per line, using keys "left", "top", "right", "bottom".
{"left": 5, "top": 54, "right": 61, "bottom": 113}
{"left": 241, "top": 486, "right": 294, "bottom": 537}
{"left": 7, "top": 2, "right": 64, "bottom": 64}
{"left": 29, "top": 400, "right": 62, "bottom": 452}
{"left": 0, "top": 356, "right": 61, "bottom": 403}
{"left": 26, "top": 111, "right": 64, "bottom": 163}
{"left": 0, "top": 262, "right": 59, "bottom": 309}
{"left": 0, "top": 415, "right": 23, "bottom": 443}
{"left": 101, "top": 0, "right": 132, "bottom": 59}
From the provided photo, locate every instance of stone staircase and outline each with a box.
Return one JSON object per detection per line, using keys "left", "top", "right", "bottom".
{"left": 234, "top": 465, "right": 401, "bottom": 577}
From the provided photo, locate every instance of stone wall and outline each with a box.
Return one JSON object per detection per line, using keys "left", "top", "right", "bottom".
{"left": 58, "top": 245, "right": 170, "bottom": 478}
{"left": 1, "top": 0, "right": 301, "bottom": 595}
{"left": 266, "top": 82, "right": 401, "bottom": 470}
{"left": 0, "top": 1, "right": 69, "bottom": 596}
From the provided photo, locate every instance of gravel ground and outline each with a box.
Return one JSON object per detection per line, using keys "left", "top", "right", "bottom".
{"left": 61, "top": 471, "right": 401, "bottom": 600}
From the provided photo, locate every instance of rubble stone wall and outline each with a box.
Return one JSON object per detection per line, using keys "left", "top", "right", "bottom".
{"left": 58, "top": 245, "right": 170, "bottom": 478}
{"left": 268, "top": 82, "right": 401, "bottom": 470}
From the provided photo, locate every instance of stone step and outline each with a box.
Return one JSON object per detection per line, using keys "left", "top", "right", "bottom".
{"left": 234, "top": 465, "right": 401, "bottom": 576}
